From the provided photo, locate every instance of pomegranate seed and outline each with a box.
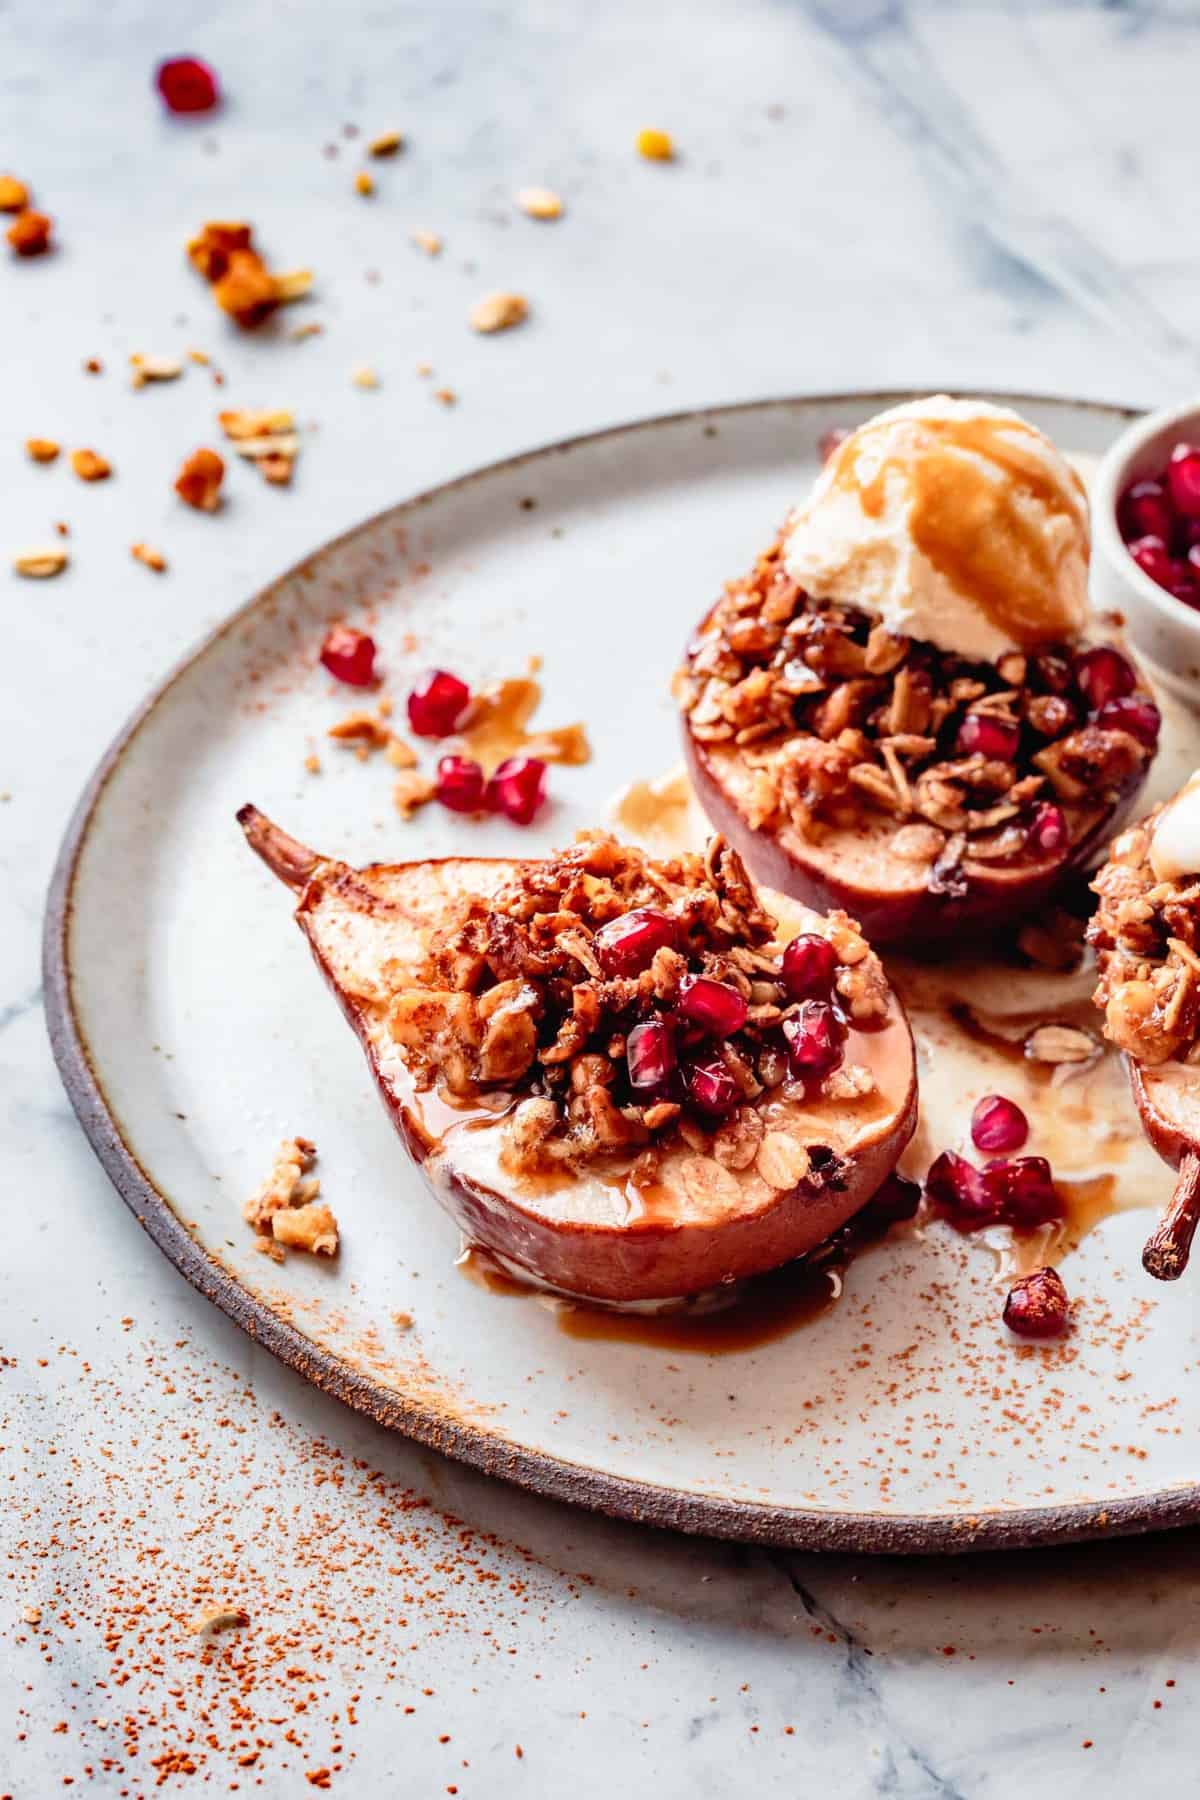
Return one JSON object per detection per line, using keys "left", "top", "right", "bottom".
{"left": 780, "top": 934, "right": 839, "bottom": 1001}
{"left": 1117, "top": 477, "right": 1173, "bottom": 544}
{"left": 155, "top": 55, "right": 220, "bottom": 113}
{"left": 676, "top": 975, "right": 748, "bottom": 1037}
{"left": 987, "top": 1156, "right": 1062, "bottom": 1226}
{"left": 435, "top": 755, "right": 485, "bottom": 813}
{"left": 970, "top": 1094, "right": 1028, "bottom": 1154}
{"left": 486, "top": 755, "right": 547, "bottom": 826}
{"left": 626, "top": 1017, "right": 676, "bottom": 1091}
{"left": 683, "top": 1055, "right": 739, "bottom": 1116}
{"left": 319, "top": 624, "right": 377, "bottom": 687}
{"left": 956, "top": 711, "right": 1019, "bottom": 760}
{"left": 407, "top": 668, "right": 472, "bottom": 737}
{"left": 1003, "top": 1266, "right": 1070, "bottom": 1339}
{"left": 1128, "top": 534, "right": 1177, "bottom": 590}
{"left": 1072, "top": 644, "right": 1136, "bottom": 711}
{"left": 1094, "top": 694, "right": 1161, "bottom": 748}
{"left": 1029, "top": 801, "right": 1069, "bottom": 856}
{"left": 595, "top": 907, "right": 679, "bottom": 977}
{"left": 925, "top": 1150, "right": 1001, "bottom": 1226}
{"left": 1030, "top": 651, "right": 1074, "bottom": 695}
{"left": 1168, "top": 443, "right": 1200, "bottom": 519}
{"left": 859, "top": 1171, "right": 921, "bottom": 1229}
{"left": 782, "top": 1001, "right": 844, "bottom": 1078}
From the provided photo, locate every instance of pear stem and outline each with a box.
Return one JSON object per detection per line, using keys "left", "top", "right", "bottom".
{"left": 1143, "top": 1150, "right": 1200, "bottom": 1282}
{"left": 237, "top": 804, "right": 321, "bottom": 891}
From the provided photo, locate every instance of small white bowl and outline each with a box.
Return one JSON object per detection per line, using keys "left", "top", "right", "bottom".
{"left": 1092, "top": 397, "right": 1200, "bottom": 700}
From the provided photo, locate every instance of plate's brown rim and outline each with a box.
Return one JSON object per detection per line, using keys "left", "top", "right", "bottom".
{"left": 47, "top": 386, "right": 1195, "bottom": 1558}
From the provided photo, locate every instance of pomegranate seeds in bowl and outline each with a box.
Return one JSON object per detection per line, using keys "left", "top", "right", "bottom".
{"left": 1116, "top": 441, "right": 1200, "bottom": 607}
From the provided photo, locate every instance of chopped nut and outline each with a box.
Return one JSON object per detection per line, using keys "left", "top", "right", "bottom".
{"left": 412, "top": 230, "right": 442, "bottom": 256}
{"left": 13, "top": 546, "right": 67, "bottom": 578}
{"left": 272, "top": 1201, "right": 339, "bottom": 1256}
{"left": 25, "top": 437, "right": 59, "bottom": 463}
{"left": 131, "top": 542, "right": 167, "bottom": 572}
{"left": 129, "top": 353, "right": 184, "bottom": 387}
{"left": 7, "top": 209, "right": 51, "bottom": 255}
{"left": 188, "top": 1606, "right": 249, "bottom": 1636}
{"left": 354, "top": 170, "right": 374, "bottom": 197}
{"left": 636, "top": 128, "right": 675, "bottom": 161}
{"left": 351, "top": 363, "right": 379, "bottom": 389}
{"left": 368, "top": 129, "right": 404, "bottom": 158}
{"left": 516, "top": 186, "right": 564, "bottom": 220}
{"left": 469, "top": 292, "right": 528, "bottom": 334}
{"left": 69, "top": 448, "right": 112, "bottom": 483}
{"left": 20, "top": 1604, "right": 41, "bottom": 1625}
{"left": 303, "top": 752, "right": 321, "bottom": 775}
{"left": 394, "top": 771, "right": 437, "bottom": 818}
{"left": 385, "top": 735, "right": 418, "bottom": 769}
{"left": 289, "top": 321, "right": 324, "bottom": 342}
{"left": 328, "top": 710, "right": 391, "bottom": 749}
{"left": 219, "top": 407, "right": 295, "bottom": 441}
{"left": 1024, "top": 1023, "right": 1098, "bottom": 1065}
{"left": 272, "top": 268, "right": 314, "bottom": 304}
{"left": 259, "top": 453, "right": 294, "bottom": 485}
{"left": 174, "top": 447, "right": 225, "bottom": 512}
{"left": 188, "top": 221, "right": 312, "bottom": 326}
{"left": 0, "top": 175, "right": 29, "bottom": 212}
{"left": 432, "top": 387, "right": 457, "bottom": 407}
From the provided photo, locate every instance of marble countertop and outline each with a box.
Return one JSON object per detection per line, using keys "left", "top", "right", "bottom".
{"left": 4, "top": 0, "right": 1199, "bottom": 1792}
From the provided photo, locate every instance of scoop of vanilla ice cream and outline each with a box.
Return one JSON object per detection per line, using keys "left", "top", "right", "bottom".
{"left": 1150, "top": 772, "right": 1200, "bottom": 883}
{"left": 783, "top": 396, "right": 1091, "bottom": 663}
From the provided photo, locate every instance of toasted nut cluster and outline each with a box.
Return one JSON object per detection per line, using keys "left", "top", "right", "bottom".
{"left": 174, "top": 447, "right": 225, "bottom": 511}
{"left": 218, "top": 407, "right": 298, "bottom": 485}
{"left": 186, "top": 220, "right": 312, "bottom": 328}
{"left": 1090, "top": 815, "right": 1200, "bottom": 1066}
{"left": 243, "top": 1137, "right": 339, "bottom": 1259}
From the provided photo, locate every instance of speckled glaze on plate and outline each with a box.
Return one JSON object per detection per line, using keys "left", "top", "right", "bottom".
{"left": 43, "top": 392, "right": 1200, "bottom": 1554}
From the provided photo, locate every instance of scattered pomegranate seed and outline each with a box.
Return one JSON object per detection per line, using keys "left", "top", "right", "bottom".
{"left": 1094, "top": 694, "right": 1161, "bottom": 748}
{"left": 406, "top": 668, "right": 472, "bottom": 737}
{"left": 435, "top": 755, "right": 485, "bottom": 813}
{"left": 970, "top": 1094, "right": 1028, "bottom": 1154}
{"left": 782, "top": 1001, "right": 844, "bottom": 1079}
{"left": 683, "top": 1056, "right": 739, "bottom": 1116}
{"left": 626, "top": 1017, "right": 676, "bottom": 1091}
{"left": 925, "top": 1150, "right": 1001, "bottom": 1226}
{"left": 986, "top": 1155, "right": 1062, "bottom": 1226}
{"left": 595, "top": 907, "right": 679, "bottom": 977}
{"left": 780, "top": 934, "right": 838, "bottom": 1001}
{"left": 1029, "top": 801, "right": 1069, "bottom": 856}
{"left": 1168, "top": 443, "right": 1200, "bottom": 519}
{"left": 1072, "top": 643, "right": 1136, "bottom": 712}
{"left": 319, "top": 625, "right": 377, "bottom": 687}
{"left": 1118, "top": 477, "right": 1173, "bottom": 543}
{"left": 676, "top": 975, "right": 748, "bottom": 1037}
{"left": 1003, "top": 1266, "right": 1070, "bottom": 1339}
{"left": 956, "top": 712, "right": 1019, "bottom": 760}
{"left": 486, "top": 755, "right": 547, "bottom": 825}
{"left": 155, "top": 55, "right": 220, "bottom": 113}
{"left": 859, "top": 1172, "right": 921, "bottom": 1230}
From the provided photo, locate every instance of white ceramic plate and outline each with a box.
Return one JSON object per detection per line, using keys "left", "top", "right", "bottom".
{"left": 46, "top": 392, "right": 1200, "bottom": 1553}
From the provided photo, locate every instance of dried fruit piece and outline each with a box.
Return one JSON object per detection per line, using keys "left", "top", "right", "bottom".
{"left": 435, "top": 755, "right": 486, "bottom": 814}
{"left": 0, "top": 174, "right": 29, "bottom": 212}
{"left": 131, "top": 542, "right": 167, "bottom": 572}
{"left": 6, "top": 209, "right": 51, "bottom": 256}
{"left": 70, "top": 448, "right": 112, "bottom": 482}
{"left": 174, "top": 447, "right": 224, "bottom": 511}
{"left": 516, "top": 186, "right": 564, "bottom": 220}
{"left": 156, "top": 55, "right": 220, "bottom": 113}
{"left": 25, "top": 438, "right": 59, "bottom": 463}
{"left": 13, "top": 545, "right": 67, "bottom": 578}
{"left": 970, "top": 1094, "right": 1028, "bottom": 1153}
{"left": 487, "top": 755, "right": 548, "bottom": 825}
{"left": 1003, "top": 1266, "right": 1069, "bottom": 1339}
{"left": 469, "top": 292, "right": 528, "bottom": 334}
{"left": 320, "top": 625, "right": 377, "bottom": 688}
{"left": 636, "top": 128, "right": 674, "bottom": 161}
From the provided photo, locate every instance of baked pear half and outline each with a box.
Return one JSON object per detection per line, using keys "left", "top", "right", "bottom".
{"left": 679, "top": 543, "right": 1158, "bottom": 951}
{"left": 238, "top": 806, "right": 917, "bottom": 1306}
{"left": 1090, "top": 777, "right": 1200, "bottom": 1280}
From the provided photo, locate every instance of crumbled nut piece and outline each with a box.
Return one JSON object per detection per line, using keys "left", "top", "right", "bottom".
{"left": 243, "top": 1137, "right": 317, "bottom": 1230}
{"left": 1024, "top": 1023, "right": 1098, "bottom": 1065}
{"left": 368, "top": 129, "right": 404, "bottom": 157}
{"left": 412, "top": 230, "right": 442, "bottom": 256}
{"left": 7, "top": 209, "right": 51, "bottom": 255}
{"left": 469, "top": 292, "right": 528, "bottom": 334}
{"left": 636, "top": 128, "right": 675, "bottom": 161}
{"left": 130, "top": 353, "right": 184, "bottom": 387}
{"left": 188, "top": 1607, "right": 249, "bottom": 1636}
{"left": 272, "top": 1201, "right": 339, "bottom": 1256}
{"left": 823, "top": 1063, "right": 875, "bottom": 1100}
{"left": 83, "top": 357, "right": 102, "bottom": 374}
{"left": 188, "top": 348, "right": 210, "bottom": 364}
{"left": 174, "top": 447, "right": 225, "bottom": 511}
{"left": 394, "top": 771, "right": 437, "bottom": 818}
{"left": 254, "top": 1233, "right": 286, "bottom": 1262}
{"left": 328, "top": 710, "right": 391, "bottom": 749}
{"left": 258, "top": 453, "right": 294, "bottom": 485}
{"left": 188, "top": 220, "right": 312, "bottom": 326}
{"left": 433, "top": 387, "right": 457, "bottom": 407}
{"left": 70, "top": 448, "right": 112, "bottom": 482}
{"left": 131, "top": 542, "right": 167, "bottom": 572}
{"left": 272, "top": 268, "right": 314, "bottom": 304}
{"left": 351, "top": 364, "right": 379, "bottom": 389}
{"left": 13, "top": 546, "right": 67, "bottom": 578}
{"left": 385, "top": 735, "right": 418, "bottom": 769}
{"left": 218, "top": 407, "right": 294, "bottom": 440}
{"left": 219, "top": 408, "right": 298, "bottom": 484}
{"left": 20, "top": 1604, "right": 41, "bottom": 1625}
{"left": 0, "top": 175, "right": 29, "bottom": 212}
{"left": 354, "top": 170, "right": 374, "bottom": 197}
{"left": 25, "top": 438, "right": 59, "bottom": 463}
{"left": 516, "top": 186, "right": 564, "bottom": 220}
{"left": 290, "top": 321, "right": 324, "bottom": 342}
{"left": 303, "top": 752, "right": 321, "bottom": 775}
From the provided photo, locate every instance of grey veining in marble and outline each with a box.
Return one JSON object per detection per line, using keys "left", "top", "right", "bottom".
{"left": 3, "top": 0, "right": 1198, "bottom": 1793}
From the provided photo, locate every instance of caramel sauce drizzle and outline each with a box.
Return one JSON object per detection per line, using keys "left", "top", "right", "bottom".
{"left": 827, "top": 412, "right": 1088, "bottom": 648}
{"left": 454, "top": 676, "right": 591, "bottom": 775}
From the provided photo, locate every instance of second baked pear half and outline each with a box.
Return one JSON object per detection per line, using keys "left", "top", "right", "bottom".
{"left": 239, "top": 808, "right": 917, "bottom": 1306}
{"left": 678, "top": 396, "right": 1159, "bottom": 949}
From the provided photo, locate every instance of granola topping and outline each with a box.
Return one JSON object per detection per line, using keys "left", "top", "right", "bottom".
{"left": 677, "top": 536, "right": 1156, "bottom": 873}
{"left": 1090, "top": 815, "right": 1200, "bottom": 1066}
{"left": 389, "top": 833, "right": 890, "bottom": 1179}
